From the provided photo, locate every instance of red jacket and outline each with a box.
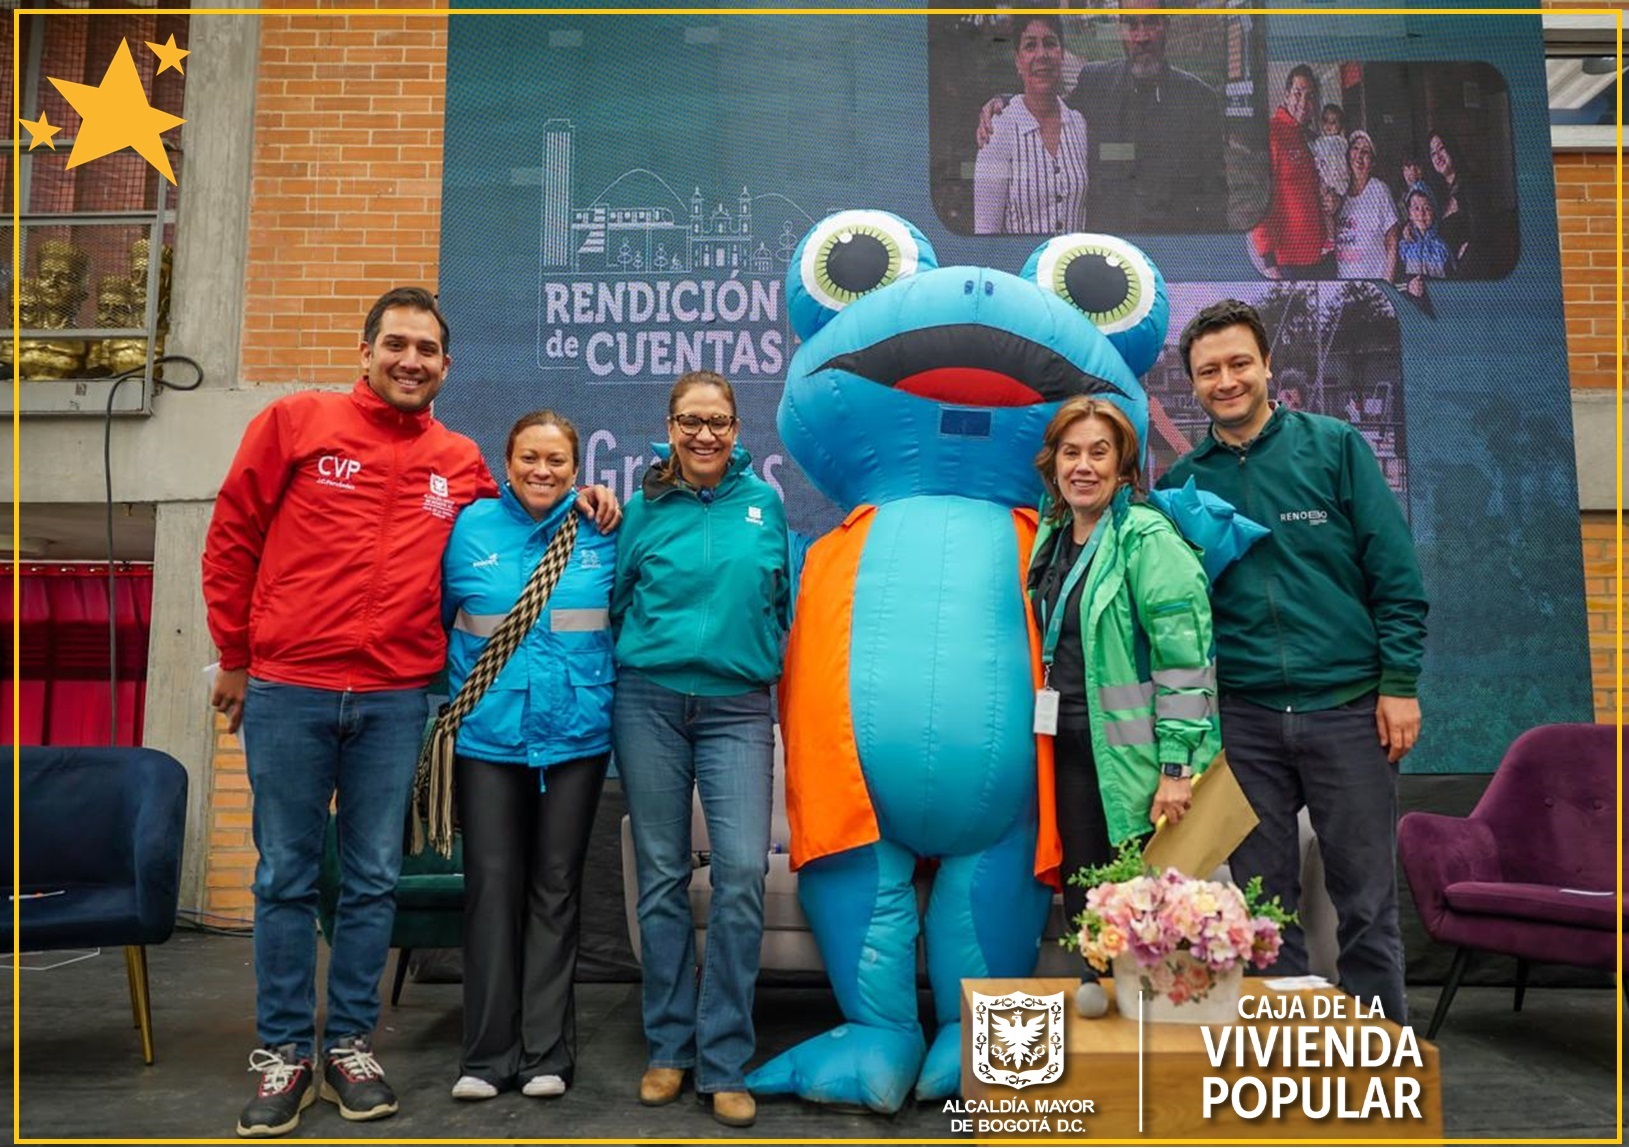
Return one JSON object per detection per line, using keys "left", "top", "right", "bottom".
{"left": 1252, "top": 106, "right": 1325, "bottom": 269}
{"left": 202, "top": 378, "right": 498, "bottom": 691}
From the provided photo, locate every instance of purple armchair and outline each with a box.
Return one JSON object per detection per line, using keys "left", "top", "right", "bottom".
{"left": 1398, "top": 723, "right": 1618, "bottom": 1039}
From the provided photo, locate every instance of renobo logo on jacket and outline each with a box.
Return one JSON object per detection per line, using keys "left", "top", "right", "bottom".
{"left": 1279, "top": 508, "right": 1329, "bottom": 526}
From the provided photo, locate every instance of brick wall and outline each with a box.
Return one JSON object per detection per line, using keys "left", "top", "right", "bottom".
{"left": 205, "top": 716, "right": 255, "bottom": 922}
{"left": 238, "top": 0, "right": 448, "bottom": 387}
{"left": 1581, "top": 512, "right": 1623, "bottom": 724}
{"left": 1553, "top": 150, "right": 1622, "bottom": 393}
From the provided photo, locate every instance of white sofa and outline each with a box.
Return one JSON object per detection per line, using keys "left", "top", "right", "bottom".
{"left": 620, "top": 727, "right": 1339, "bottom": 981}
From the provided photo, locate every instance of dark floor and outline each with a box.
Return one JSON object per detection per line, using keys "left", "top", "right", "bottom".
{"left": 6, "top": 930, "right": 1621, "bottom": 1142}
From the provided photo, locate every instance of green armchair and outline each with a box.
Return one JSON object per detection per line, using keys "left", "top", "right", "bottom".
{"left": 316, "top": 815, "right": 464, "bottom": 1005}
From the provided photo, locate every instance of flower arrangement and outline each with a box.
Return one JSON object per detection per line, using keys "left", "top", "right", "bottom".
{"left": 1069, "top": 843, "right": 1294, "bottom": 1007}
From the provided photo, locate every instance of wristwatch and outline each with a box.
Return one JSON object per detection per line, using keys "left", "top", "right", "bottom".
{"left": 1160, "top": 762, "right": 1192, "bottom": 779}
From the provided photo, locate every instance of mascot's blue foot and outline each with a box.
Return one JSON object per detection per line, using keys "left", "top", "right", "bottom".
{"left": 746, "top": 1024, "right": 925, "bottom": 1113}
{"left": 914, "top": 1021, "right": 962, "bottom": 1100}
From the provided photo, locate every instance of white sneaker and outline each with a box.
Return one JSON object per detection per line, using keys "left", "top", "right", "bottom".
{"left": 451, "top": 1075, "right": 499, "bottom": 1101}
{"left": 522, "top": 1074, "right": 568, "bottom": 1098}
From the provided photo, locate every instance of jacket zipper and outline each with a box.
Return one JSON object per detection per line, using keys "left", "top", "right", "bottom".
{"left": 354, "top": 437, "right": 403, "bottom": 692}
{"left": 1237, "top": 446, "right": 1294, "bottom": 712}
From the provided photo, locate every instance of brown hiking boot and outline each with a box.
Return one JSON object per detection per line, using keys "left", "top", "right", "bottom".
{"left": 638, "top": 1066, "right": 684, "bottom": 1106}
{"left": 710, "top": 1090, "right": 756, "bottom": 1128}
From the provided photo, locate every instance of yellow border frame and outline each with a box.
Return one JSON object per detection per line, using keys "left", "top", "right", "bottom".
{"left": 9, "top": 5, "right": 1624, "bottom": 1146}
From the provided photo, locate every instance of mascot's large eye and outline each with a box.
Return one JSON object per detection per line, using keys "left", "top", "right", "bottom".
{"left": 1021, "top": 233, "right": 1167, "bottom": 377}
{"left": 801, "top": 211, "right": 922, "bottom": 312}
{"left": 787, "top": 210, "right": 938, "bottom": 339}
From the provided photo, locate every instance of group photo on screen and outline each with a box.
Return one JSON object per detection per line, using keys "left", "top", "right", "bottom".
{"left": 1250, "top": 59, "right": 1517, "bottom": 284}
{"left": 927, "top": 0, "right": 1269, "bottom": 236}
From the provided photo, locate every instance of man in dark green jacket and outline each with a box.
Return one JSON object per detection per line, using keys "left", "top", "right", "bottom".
{"left": 1160, "top": 299, "right": 1427, "bottom": 1023}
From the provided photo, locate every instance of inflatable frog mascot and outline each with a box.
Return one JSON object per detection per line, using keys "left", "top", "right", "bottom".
{"left": 746, "top": 211, "right": 1170, "bottom": 1111}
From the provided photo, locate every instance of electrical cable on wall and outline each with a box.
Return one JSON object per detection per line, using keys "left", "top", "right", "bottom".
{"left": 101, "top": 356, "right": 204, "bottom": 746}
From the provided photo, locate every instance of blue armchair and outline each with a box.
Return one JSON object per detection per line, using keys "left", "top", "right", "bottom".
{"left": 7, "top": 747, "right": 188, "bottom": 1063}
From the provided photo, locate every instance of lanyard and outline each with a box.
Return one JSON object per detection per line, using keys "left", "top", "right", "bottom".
{"left": 1040, "top": 516, "right": 1106, "bottom": 668}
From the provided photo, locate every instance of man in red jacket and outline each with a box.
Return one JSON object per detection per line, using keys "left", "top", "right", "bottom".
{"left": 1251, "top": 64, "right": 1327, "bottom": 279}
{"left": 204, "top": 287, "right": 615, "bottom": 1137}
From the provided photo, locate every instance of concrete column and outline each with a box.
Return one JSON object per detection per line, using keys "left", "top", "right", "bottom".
{"left": 168, "top": 11, "right": 260, "bottom": 393}
{"left": 142, "top": 501, "right": 219, "bottom": 914}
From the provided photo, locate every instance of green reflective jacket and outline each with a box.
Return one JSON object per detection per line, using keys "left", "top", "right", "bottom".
{"left": 1028, "top": 489, "right": 1223, "bottom": 846}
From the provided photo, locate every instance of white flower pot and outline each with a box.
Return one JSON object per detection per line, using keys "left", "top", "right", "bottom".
{"left": 1112, "top": 951, "right": 1243, "bottom": 1025}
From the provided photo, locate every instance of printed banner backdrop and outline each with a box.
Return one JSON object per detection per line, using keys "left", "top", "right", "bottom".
{"left": 437, "top": 3, "right": 1592, "bottom": 774}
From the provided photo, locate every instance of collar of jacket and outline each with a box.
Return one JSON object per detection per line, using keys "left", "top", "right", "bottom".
{"left": 498, "top": 481, "right": 576, "bottom": 534}
{"left": 349, "top": 376, "right": 436, "bottom": 433}
{"left": 1196, "top": 403, "right": 1287, "bottom": 460}
{"left": 640, "top": 441, "right": 755, "bottom": 503}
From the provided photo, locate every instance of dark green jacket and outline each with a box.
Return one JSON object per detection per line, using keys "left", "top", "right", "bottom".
{"left": 1159, "top": 408, "right": 1427, "bottom": 711}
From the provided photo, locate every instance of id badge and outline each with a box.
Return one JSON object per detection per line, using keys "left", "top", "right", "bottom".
{"left": 1033, "top": 687, "right": 1060, "bottom": 736}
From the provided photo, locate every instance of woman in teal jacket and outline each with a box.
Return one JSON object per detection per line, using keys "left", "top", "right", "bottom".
{"left": 1027, "top": 398, "right": 1221, "bottom": 991}
{"left": 441, "top": 410, "right": 617, "bottom": 1102}
{"left": 611, "top": 370, "right": 790, "bottom": 1129}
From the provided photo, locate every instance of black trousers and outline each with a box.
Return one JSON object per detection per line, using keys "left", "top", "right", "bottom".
{"left": 1054, "top": 718, "right": 1117, "bottom": 977}
{"left": 456, "top": 752, "right": 610, "bottom": 1088}
{"left": 1219, "top": 694, "right": 1406, "bottom": 1022}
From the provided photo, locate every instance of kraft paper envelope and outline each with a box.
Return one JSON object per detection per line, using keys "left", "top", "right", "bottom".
{"left": 1141, "top": 751, "right": 1259, "bottom": 880}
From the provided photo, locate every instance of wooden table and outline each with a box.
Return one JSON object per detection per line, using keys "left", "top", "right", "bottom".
{"left": 961, "top": 977, "right": 1441, "bottom": 1140}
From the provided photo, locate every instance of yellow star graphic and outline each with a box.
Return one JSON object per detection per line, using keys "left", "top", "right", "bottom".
{"left": 18, "top": 111, "right": 61, "bottom": 151}
{"left": 49, "top": 39, "right": 186, "bottom": 185}
{"left": 146, "top": 33, "right": 188, "bottom": 77}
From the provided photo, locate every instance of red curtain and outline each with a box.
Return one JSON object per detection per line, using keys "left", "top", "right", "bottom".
{"left": 4, "top": 563, "right": 153, "bottom": 747}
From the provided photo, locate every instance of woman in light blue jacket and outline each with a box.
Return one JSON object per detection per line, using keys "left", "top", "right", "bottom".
{"left": 440, "top": 410, "right": 617, "bottom": 1103}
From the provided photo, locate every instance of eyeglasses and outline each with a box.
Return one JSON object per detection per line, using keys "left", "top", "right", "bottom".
{"left": 670, "top": 413, "right": 737, "bottom": 436}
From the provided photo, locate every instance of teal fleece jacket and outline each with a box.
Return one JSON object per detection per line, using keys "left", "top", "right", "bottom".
{"left": 610, "top": 444, "right": 791, "bottom": 696}
{"left": 1159, "top": 407, "right": 1427, "bottom": 711}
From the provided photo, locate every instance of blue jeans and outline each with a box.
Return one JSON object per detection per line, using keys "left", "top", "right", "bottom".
{"left": 1221, "top": 692, "right": 1407, "bottom": 1023}
{"left": 240, "top": 678, "right": 428, "bottom": 1055}
{"left": 613, "top": 670, "right": 773, "bottom": 1093}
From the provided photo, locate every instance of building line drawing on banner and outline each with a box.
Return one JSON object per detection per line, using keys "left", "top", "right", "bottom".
{"left": 536, "top": 117, "right": 815, "bottom": 379}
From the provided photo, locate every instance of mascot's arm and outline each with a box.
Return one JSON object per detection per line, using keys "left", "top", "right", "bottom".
{"left": 1126, "top": 522, "right": 1217, "bottom": 775}
{"left": 785, "top": 528, "right": 815, "bottom": 627}
{"left": 1145, "top": 477, "right": 1268, "bottom": 585}
{"left": 1013, "top": 507, "right": 1062, "bottom": 890}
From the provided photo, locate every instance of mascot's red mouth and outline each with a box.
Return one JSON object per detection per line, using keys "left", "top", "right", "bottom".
{"left": 815, "top": 323, "right": 1127, "bottom": 406}
{"left": 896, "top": 368, "right": 1042, "bottom": 407}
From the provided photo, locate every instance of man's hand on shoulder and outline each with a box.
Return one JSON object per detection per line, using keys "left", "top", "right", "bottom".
{"left": 1375, "top": 694, "right": 1421, "bottom": 763}
{"left": 212, "top": 667, "right": 248, "bottom": 735}
{"left": 575, "top": 484, "right": 623, "bottom": 532}
{"left": 976, "top": 95, "right": 1010, "bottom": 149}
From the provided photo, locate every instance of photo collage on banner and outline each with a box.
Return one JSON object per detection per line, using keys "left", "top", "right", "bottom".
{"left": 436, "top": 3, "right": 1591, "bottom": 775}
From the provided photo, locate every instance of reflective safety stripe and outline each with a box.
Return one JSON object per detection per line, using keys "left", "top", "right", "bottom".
{"left": 551, "top": 608, "right": 610, "bottom": 632}
{"left": 1156, "top": 693, "right": 1213, "bottom": 721}
{"left": 1098, "top": 682, "right": 1155, "bottom": 712}
{"left": 454, "top": 609, "right": 503, "bottom": 638}
{"left": 1153, "top": 665, "right": 1216, "bottom": 691}
{"left": 1104, "top": 717, "right": 1156, "bottom": 747}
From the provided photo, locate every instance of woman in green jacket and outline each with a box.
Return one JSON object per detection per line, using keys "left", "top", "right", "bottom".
{"left": 610, "top": 370, "right": 791, "bottom": 1129}
{"left": 1028, "top": 398, "right": 1222, "bottom": 1001}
